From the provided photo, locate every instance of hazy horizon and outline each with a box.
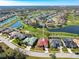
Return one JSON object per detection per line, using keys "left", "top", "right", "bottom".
{"left": 0, "top": 0, "right": 79, "bottom": 6}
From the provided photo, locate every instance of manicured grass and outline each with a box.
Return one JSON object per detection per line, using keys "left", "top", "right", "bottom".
{"left": 71, "top": 48, "right": 79, "bottom": 53}
{"left": 18, "top": 16, "right": 79, "bottom": 38}
{"left": 26, "top": 56, "right": 79, "bottom": 59}
{"left": 31, "top": 47, "right": 44, "bottom": 53}
{"left": 57, "top": 58, "right": 79, "bottom": 59}
{"left": 49, "top": 48, "right": 59, "bottom": 53}
{"left": 22, "top": 21, "right": 79, "bottom": 38}
{"left": 26, "top": 56, "right": 50, "bottom": 59}
{"left": 12, "top": 39, "right": 26, "bottom": 49}
{"left": 66, "top": 14, "right": 79, "bottom": 26}
{"left": 62, "top": 47, "right": 68, "bottom": 53}
{"left": 50, "top": 32, "right": 79, "bottom": 38}
{"left": 12, "top": 39, "right": 20, "bottom": 44}
{"left": 19, "top": 17, "right": 50, "bottom": 38}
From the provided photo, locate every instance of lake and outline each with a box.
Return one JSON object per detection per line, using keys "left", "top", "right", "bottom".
{"left": 48, "top": 25, "right": 79, "bottom": 34}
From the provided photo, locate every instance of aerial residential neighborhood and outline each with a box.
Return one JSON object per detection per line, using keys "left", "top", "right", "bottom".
{"left": 0, "top": 6, "right": 79, "bottom": 59}
{"left": 0, "top": 0, "right": 79, "bottom": 59}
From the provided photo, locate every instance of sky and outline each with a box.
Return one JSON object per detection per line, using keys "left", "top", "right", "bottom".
{"left": 0, "top": 0, "right": 79, "bottom": 6}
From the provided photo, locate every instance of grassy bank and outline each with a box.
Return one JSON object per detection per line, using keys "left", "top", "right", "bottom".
{"left": 18, "top": 16, "right": 79, "bottom": 38}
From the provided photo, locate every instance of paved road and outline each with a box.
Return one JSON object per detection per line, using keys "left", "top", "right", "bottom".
{"left": 56, "top": 53, "right": 79, "bottom": 58}
{"left": 0, "top": 36, "right": 79, "bottom": 58}
{"left": 0, "top": 37, "right": 17, "bottom": 49}
{"left": 25, "top": 51, "right": 50, "bottom": 57}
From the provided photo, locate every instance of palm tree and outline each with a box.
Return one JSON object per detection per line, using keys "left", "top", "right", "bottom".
{"left": 50, "top": 53, "right": 56, "bottom": 59}
{"left": 14, "top": 48, "right": 26, "bottom": 59}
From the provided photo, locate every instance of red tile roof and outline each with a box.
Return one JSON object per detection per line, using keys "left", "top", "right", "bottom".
{"left": 73, "top": 39, "right": 79, "bottom": 45}
{"left": 37, "top": 38, "right": 48, "bottom": 47}
{"left": 0, "top": 18, "right": 3, "bottom": 21}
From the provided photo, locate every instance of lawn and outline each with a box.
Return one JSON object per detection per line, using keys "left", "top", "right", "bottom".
{"left": 62, "top": 47, "right": 68, "bottom": 53}
{"left": 49, "top": 48, "right": 59, "bottom": 53}
{"left": 21, "top": 20, "right": 79, "bottom": 38}
{"left": 50, "top": 32, "right": 79, "bottom": 38}
{"left": 66, "top": 14, "right": 79, "bottom": 26}
{"left": 31, "top": 47, "right": 44, "bottom": 53}
{"left": 71, "top": 48, "right": 79, "bottom": 53}
{"left": 26, "top": 56, "right": 79, "bottom": 59}
{"left": 57, "top": 58, "right": 79, "bottom": 59}
{"left": 17, "top": 16, "right": 79, "bottom": 38}
{"left": 12, "top": 39, "right": 26, "bottom": 49}
{"left": 26, "top": 56, "right": 50, "bottom": 59}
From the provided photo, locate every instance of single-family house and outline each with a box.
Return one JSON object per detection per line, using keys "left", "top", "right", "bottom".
{"left": 23, "top": 37, "right": 37, "bottom": 47}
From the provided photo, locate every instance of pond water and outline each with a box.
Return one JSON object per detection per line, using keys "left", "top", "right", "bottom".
{"left": 0, "top": 16, "right": 16, "bottom": 26}
{"left": 11, "top": 21, "right": 23, "bottom": 28}
{"left": 48, "top": 25, "right": 79, "bottom": 34}
{"left": 0, "top": 16, "right": 23, "bottom": 28}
